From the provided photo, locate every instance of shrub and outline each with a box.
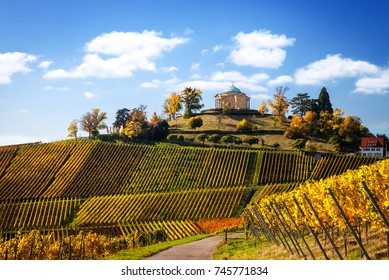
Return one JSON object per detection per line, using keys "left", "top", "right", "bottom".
{"left": 243, "top": 136, "right": 259, "bottom": 147}
{"left": 207, "top": 134, "right": 221, "bottom": 145}
{"left": 167, "top": 134, "right": 177, "bottom": 143}
{"left": 272, "top": 143, "right": 280, "bottom": 149}
{"left": 291, "top": 138, "right": 307, "bottom": 150}
{"left": 197, "top": 133, "right": 207, "bottom": 145}
{"left": 188, "top": 116, "right": 203, "bottom": 130}
{"left": 237, "top": 118, "right": 253, "bottom": 132}
{"left": 220, "top": 135, "right": 236, "bottom": 146}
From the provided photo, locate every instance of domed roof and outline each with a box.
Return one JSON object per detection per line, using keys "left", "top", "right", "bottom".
{"left": 226, "top": 84, "right": 241, "bottom": 93}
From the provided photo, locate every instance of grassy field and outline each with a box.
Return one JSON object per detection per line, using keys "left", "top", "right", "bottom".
{"left": 168, "top": 113, "right": 334, "bottom": 152}
{"left": 212, "top": 231, "right": 389, "bottom": 260}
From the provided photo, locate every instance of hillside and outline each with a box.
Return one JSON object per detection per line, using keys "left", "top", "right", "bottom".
{"left": 168, "top": 111, "right": 334, "bottom": 152}
{"left": 0, "top": 141, "right": 380, "bottom": 244}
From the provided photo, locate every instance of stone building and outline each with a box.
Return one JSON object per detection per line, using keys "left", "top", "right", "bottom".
{"left": 214, "top": 84, "right": 250, "bottom": 110}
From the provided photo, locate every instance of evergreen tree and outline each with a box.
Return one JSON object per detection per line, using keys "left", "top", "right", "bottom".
{"left": 290, "top": 93, "right": 311, "bottom": 117}
{"left": 113, "top": 108, "right": 130, "bottom": 131}
{"left": 317, "top": 87, "right": 333, "bottom": 114}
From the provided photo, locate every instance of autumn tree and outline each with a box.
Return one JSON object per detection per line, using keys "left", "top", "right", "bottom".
{"left": 284, "top": 114, "right": 305, "bottom": 139}
{"left": 268, "top": 86, "right": 289, "bottom": 122}
{"left": 180, "top": 87, "right": 204, "bottom": 118}
{"left": 123, "top": 105, "right": 148, "bottom": 140}
{"left": 67, "top": 119, "right": 79, "bottom": 139}
{"left": 150, "top": 111, "right": 160, "bottom": 122}
{"left": 303, "top": 111, "right": 319, "bottom": 136}
{"left": 80, "top": 108, "right": 108, "bottom": 138}
{"left": 163, "top": 92, "right": 182, "bottom": 120}
{"left": 335, "top": 115, "right": 370, "bottom": 152}
{"left": 237, "top": 118, "right": 253, "bottom": 132}
{"left": 258, "top": 100, "right": 269, "bottom": 115}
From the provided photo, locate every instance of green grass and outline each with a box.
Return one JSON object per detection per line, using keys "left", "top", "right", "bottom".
{"left": 105, "top": 234, "right": 210, "bottom": 260}
{"left": 168, "top": 113, "right": 334, "bottom": 151}
{"left": 212, "top": 230, "right": 389, "bottom": 260}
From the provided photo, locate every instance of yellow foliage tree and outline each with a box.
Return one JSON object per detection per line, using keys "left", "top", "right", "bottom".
{"left": 237, "top": 118, "right": 253, "bottom": 132}
{"left": 258, "top": 100, "right": 269, "bottom": 115}
{"left": 163, "top": 92, "right": 182, "bottom": 120}
{"left": 268, "top": 86, "right": 289, "bottom": 122}
{"left": 150, "top": 111, "right": 160, "bottom": 122}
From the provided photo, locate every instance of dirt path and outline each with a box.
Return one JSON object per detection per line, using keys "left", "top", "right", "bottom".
{"left": 144, "top": 233, "right": 242, "bottom": 260}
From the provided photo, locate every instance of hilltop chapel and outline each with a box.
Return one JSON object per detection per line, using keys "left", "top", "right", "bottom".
{"left": 214, "top": 84, "right": 250, "bottom": 110}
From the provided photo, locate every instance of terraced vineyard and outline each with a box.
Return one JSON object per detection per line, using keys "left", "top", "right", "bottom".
{"left": 0, "top": 141, "right": 382, "bottom": 246}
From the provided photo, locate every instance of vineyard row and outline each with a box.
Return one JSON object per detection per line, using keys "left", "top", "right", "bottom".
{"left": 0, "top": 142, "right": 380, "bottom": 201}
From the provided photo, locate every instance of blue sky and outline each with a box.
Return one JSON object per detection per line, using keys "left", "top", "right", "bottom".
{"left": 1, "top": 0, "right": 389, "bottom": 145}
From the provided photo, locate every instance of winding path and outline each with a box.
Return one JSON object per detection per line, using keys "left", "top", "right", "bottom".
{"left": 144, "top": 233, "right": 242, "bottom": 260}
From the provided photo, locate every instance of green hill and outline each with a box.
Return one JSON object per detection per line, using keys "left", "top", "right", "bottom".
{"left": 168, "top": 112, "right": 334, "bottom": 151}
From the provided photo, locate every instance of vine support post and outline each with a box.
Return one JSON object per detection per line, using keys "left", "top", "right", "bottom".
{"left": 252, "top": 207, "right": 279, "bottom": 245}
{"left": 264, "top": 205, "right": 293, "bottom": 254}
{"left": 272, "top": 202, "right": 307, "bottom": 259}
{"left": 292, "top": 196, "right": 329, "bottom": 260}
{"left": 244, "top": 210, "right": 262, "bottom": 242}
{"left": 281, "top": 201, "right": 315, "bottom": 260}
{"left": 303, "top": 193, "right": 343, "bottom": 260}
{"left": 268, "top": 203, "right": 302, "bottom": 257}
{"left": 361, "top": 181, "right": 389, "bottom": 258}
{"left": 327, "top": 188, "right": 371, "bottom": 260}
{"left": 361, "top": 181, "right": 389, "bottom": 230}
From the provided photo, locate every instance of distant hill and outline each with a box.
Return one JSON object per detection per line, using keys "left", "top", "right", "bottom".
{"left": 168, "top": 110, "right": 334, "bottom": 152}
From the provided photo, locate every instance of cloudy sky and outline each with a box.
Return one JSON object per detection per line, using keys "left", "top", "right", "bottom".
{"left": 1, "top": 0, "right": 389, "bottom": 145}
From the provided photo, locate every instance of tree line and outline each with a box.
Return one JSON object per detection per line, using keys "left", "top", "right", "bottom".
{"left": 67, "top": 86, "right": 204, "bottom": 142}
{"left": 67, "top": 85, "right": 371, "bottom": 153}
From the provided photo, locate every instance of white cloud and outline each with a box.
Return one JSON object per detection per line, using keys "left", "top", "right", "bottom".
{"left": 268, "top": 75, "right": 294, "bottom": 86}
{"left": 250, "top": 93, "right": 272, "bottom": 100}
{"left": 294, "top": 54, "right": 380, "bottom": 85}
{"left": 354, "top": 69, "right": 389, "bottom": 94}
{"left": 201, "top": 49, "right": 209, "bottom": 56}
{"left": 191, "top": 62, "right": 200, "bottom": 71}
{"left": 171, "top": 71, "right": 269, "bottom": 92}
{"left": 38, "top": 60, "right": 53, "bottom": 69}
{"left": 44, "top": 85, "right": 70, "bottom": 91}
{"left": 140, "top": 79, "right": 161, "bottom": 88}
{"left": 45, "top": 30, "right": 189, "bottom": 79}
{"left": 213, "top": 44, "right": 223, "bottom": 53}
{"left": 84, "top": 91, "right": 95, "bottom": 99}
{"left": 211, "top": 71, "right": 269, "bottom": 84}
{"left": 229, "top": 30, "right": 295, "bottom": 68}
{"left": 0, "top": 52, "right": 37, "bottom": 84}
{"left": 166, "top": 75, "right": 180, "bottom": 85}
{"left": 191, "top": 73, "right": 202, "bottom": 79}
{"left": 160, "top": 66, "right": 178, "bottom": 72}
{"left": 184, "top": 27, "right": 194, "bottom": 35}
